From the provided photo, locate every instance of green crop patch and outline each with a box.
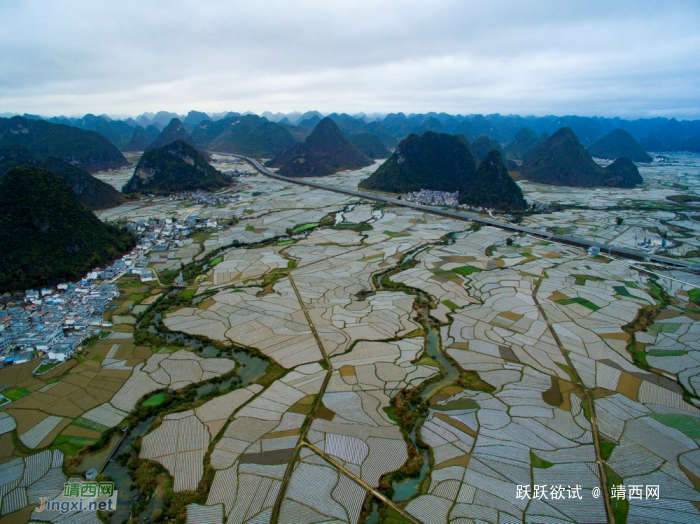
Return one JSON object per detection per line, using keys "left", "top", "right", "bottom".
{"left": 689, "top": 288, "right": 700, "bottom": 304}
{"left": 613, "top": 286, "right": 632, "bottom": 297}
{"left": 530, "top": 451, "right": 554, "bottom": 469}
{"left": 556, "top": 297, "right": 601, "bottom": 311}
{"left": 72, "top": 417, "right": 110, "bottom": 433}
{"left": 651, "top": 414, "right": 700, "bottom": 439}
{"left": 34, "top": 361, "right": 63, "bottom": 375}
{"left": 291, "top": 223, "right": 319, "bottom": 234}
{"left": 572, "top": 274, "right": 605, "bottom": 286}
{"left": 600, "top": 440, "right": 616, "bottom": 461}
{"left": 453, "top": 265, "right": 482, "bottom": 276}
{"left": 142, "top": 392, "right": 167, "bottom": 407}
{"left": 4, "top": 387, "right": 30, "bottom": 400}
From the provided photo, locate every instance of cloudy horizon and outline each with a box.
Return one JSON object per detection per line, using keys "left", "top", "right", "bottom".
{"left": 2, "top": 0, "right": 699, "bottom": 120}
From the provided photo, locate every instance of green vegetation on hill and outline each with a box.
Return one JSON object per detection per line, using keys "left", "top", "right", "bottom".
{"left": 503, "top": 127, "right": 543, "bottom": 160}
{"left": 521, "top": 127, "right": 643, "bottom": 188}
{"left": 266, "top": 143, "right": 330, "bottom": 176}
{"left": 349, "top": 132, "right": 391, "bottom": 159}
{"left": 191, "top": 117, "right": 239, "bottom": 145}
{"left": 39, "top": 156, "right": 126, "bottom": 210}
{"left": 328, "top": 113, "right": 368, "bottom": 135}
{"left": 587, "top": 128, "right": 653, "bottom": 162}
{"left": 364, "top": 121, "right": 399, "bottom": 148}
{"left": 359, "top": 132, "right": 476, "bottom": 193}
{"left": 269, "top": 117, "right": 372, "bottom": 177}
{"left": 0, "top": 167, "right": 135, "bottom": 292}
{"left": 0, "top": 116, "right": 128, "bottom": 173}
{"left": 124, "top": 125, "right": 161, "bottom": 151}
{"left": 604, "top": 157, "right": 644, "bottom": 187}
{"left": 203, "top": 115, "right": 298, "bottom": 157}
{"left": 459, "top": 150, "right": 527, "bottom": 210}
{"left": 279, "top": 121, "right": 311, "bottom": 142}
{"left": 72, "top": 114, "right": 135, "bottom": 150}
{"left": 145, "top": 118, "right": 197, "bottom": 151}
{"left": 681, "top": 133, "right": 700, "bottom": 153}
{"left": 123, "top": 140, "right": 229, "bottom": 195}
{"left": 588, "top": 129, "right": 652, "bottom": 162}
{"left": 0, "top": 144, "right": 35, "bottom": 173}
{"left": 414, "top": 116, "right": 445, "bottom": 135}
{"left": 0, "top": 145, "right": 126, "bottom": 210}
{"left": 471, "top": 135, "right": 503, "bottom": 163}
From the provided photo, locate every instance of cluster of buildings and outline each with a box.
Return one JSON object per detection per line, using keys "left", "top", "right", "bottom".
{"left": 404, "top": 189, "right": 460, "bottom": 206}
{"left": 636, "top": 235, "right": 675, "bottom": 253}
{"left": 0, "top": 216, "right": 177, "bottom": 367}
{"left": 126, "top": 215, "right": 219, "bottom": 260}
{"left": 127, "top": 215, "right": 222, "bottom": 255}
{"left": 222, "top": 167, "right": 255, "bottom": 177}
{"left": 173, "top": 191, "right": 240, "bottom": 207}
{"left": 0, "top": 207, "right": 234, "bottom": 368}
{"left": 126, "top": 217, "right": 192, "bottom": 256}
{"left": 0, "top": 175, "right": 248, "bottom": 372}
{"left": 0, "top": 282, "right": 119, "bottom": 366}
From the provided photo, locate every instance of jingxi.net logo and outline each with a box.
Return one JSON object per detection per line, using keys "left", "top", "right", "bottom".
{"left": 36, "top": 481, "right": 118, "bottom": 514}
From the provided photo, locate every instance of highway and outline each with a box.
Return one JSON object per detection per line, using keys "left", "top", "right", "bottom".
{"left": 228, "top": 154, "right": 700, "bottom": 274}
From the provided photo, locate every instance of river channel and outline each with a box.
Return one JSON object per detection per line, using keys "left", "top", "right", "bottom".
{"left": 367, "top": 232, "right": 466, "bottom": 520}
{"left": 86, "top": 336, "right": 267, "bottom": 523}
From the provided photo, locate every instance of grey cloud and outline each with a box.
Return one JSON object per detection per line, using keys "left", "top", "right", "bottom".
{"left": 0, "top": 0, "right": 698, "bottom": 118}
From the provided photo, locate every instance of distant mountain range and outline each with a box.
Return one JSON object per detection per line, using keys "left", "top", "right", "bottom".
{"left": 0, "top": 166, "right": 135, "bottom": 292}
{"left": 0, "top": 116, "right": 128, "bottom": 172}
{"left": 203, "top": 115, "right": 297, "bottom": 157}
{"left": 521, "top": 127, "right": 643, "bottom": 188}
{"left": 66, "top": 114, "right": 135, "bottom": 150}
{"left": 183, "top": 110, "right": 212, "bottom": 127}
{"left": 471, "top": 135, "right": 503, "bottom": 163}
{"left": 348, "top": 133, "right": 391, "bottom": 159}
{"left": 503, "top": 128, "right": 547, "bottom": 161}
{"left": 124, "top": 125, "right": 161, "bottom": 152}
{"left": 5, "top": 110, "right": 700, "bottom": 179}
{"left": 359, "top": 132, "right": 526, "bottom": 210}
{"left": 268, "top": 118, "right": 373, "bottom": 177}
{"left": 122, "top": 140, "right": 229, "bottom": 195}
{"left": 11, "top": 111, "right": 700, "bottom": 155}
{"left": 145, "top": 118, "right": 199, "bottom": 152}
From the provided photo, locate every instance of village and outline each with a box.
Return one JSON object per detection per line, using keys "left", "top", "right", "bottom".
{"left": 0, "top": 210, "right": 223, "bottom": 372}
{"left": 403, "top": 188, "right": 459, "bottom": 206}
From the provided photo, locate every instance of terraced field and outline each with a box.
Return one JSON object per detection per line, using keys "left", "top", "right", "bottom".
{"left": 2, "top": 159, "right": 699, "bottom": 524}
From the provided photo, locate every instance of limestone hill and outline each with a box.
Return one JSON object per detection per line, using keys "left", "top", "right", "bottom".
{"left": 123, "top": 140, "right": 229, "bottom": 195}
{"left": 269, "top": 118, "right": 372, "bottom": 177}
{"left": 521, "top": 127, "right": 643, "bottom": 188}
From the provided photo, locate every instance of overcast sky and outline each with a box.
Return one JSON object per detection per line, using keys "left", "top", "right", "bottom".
{"left": 1, "top": 0, "right": 699, "bottom": 119}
